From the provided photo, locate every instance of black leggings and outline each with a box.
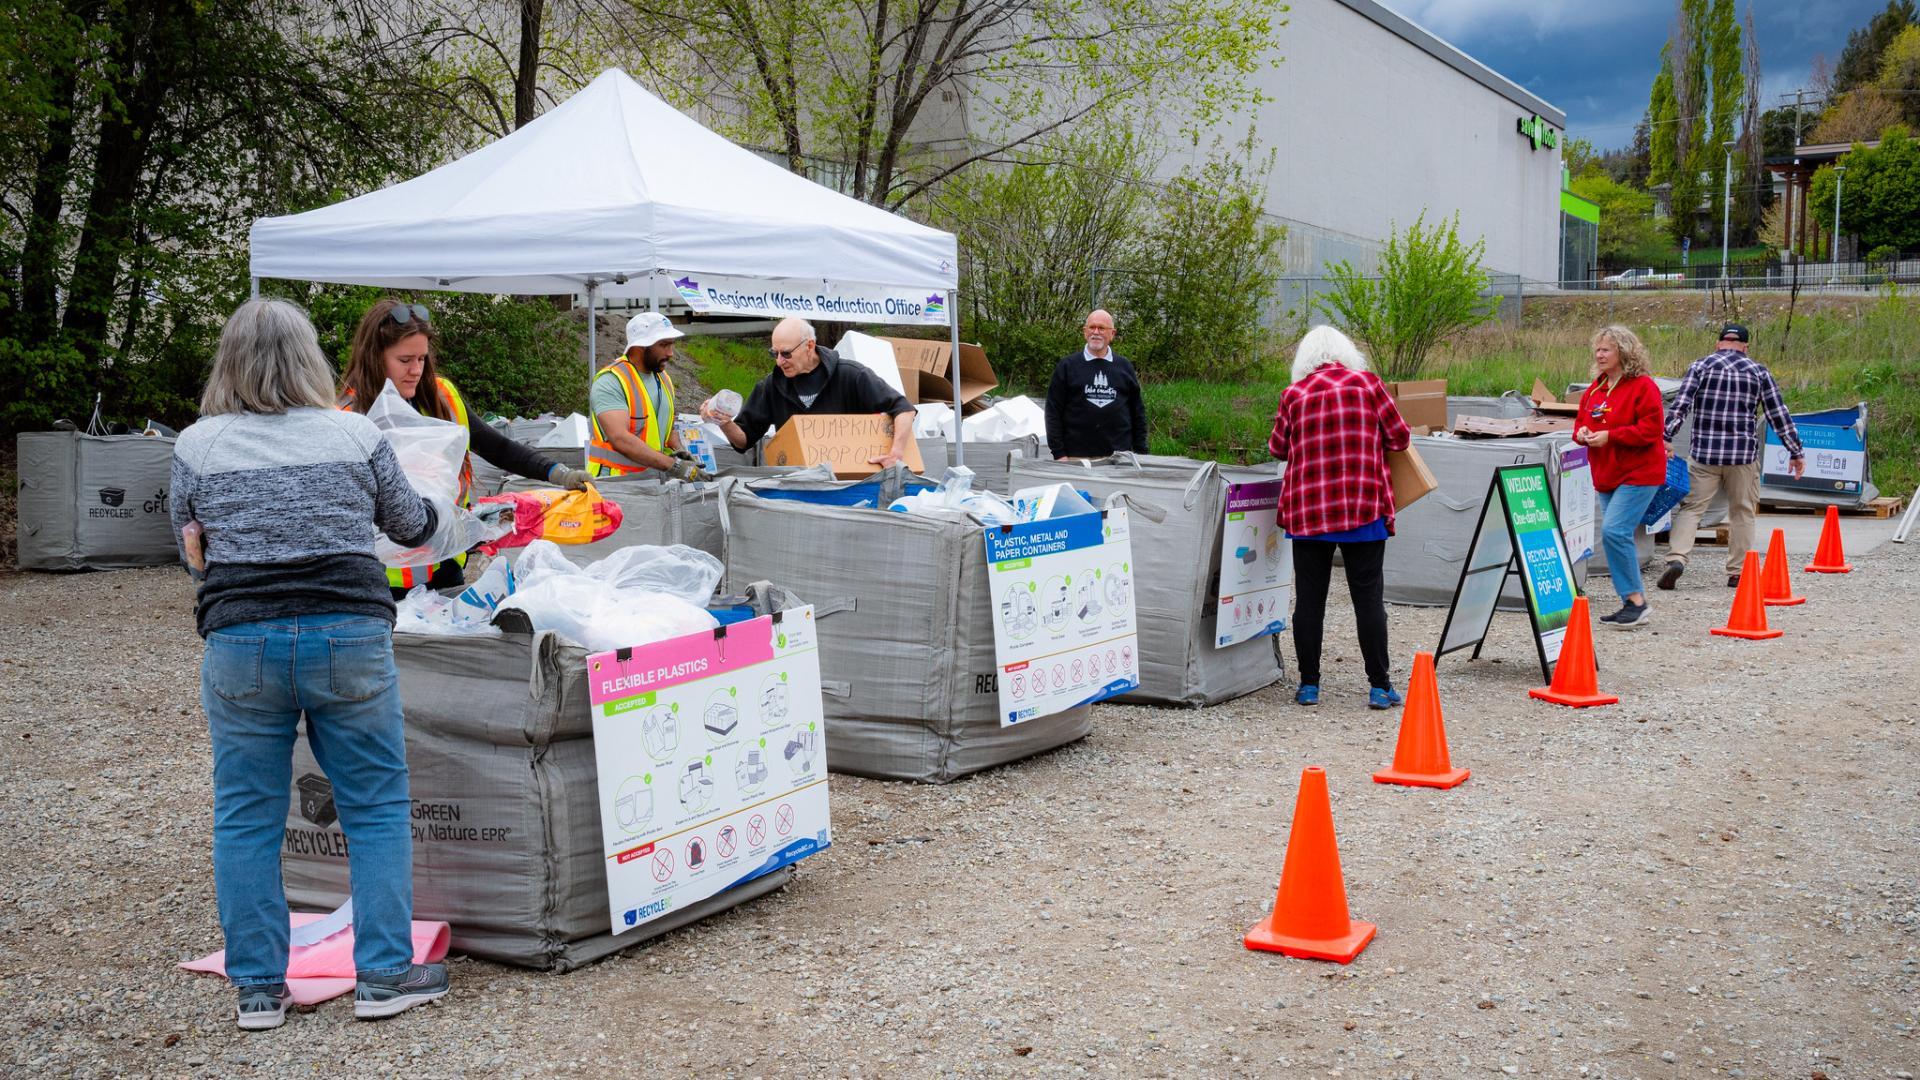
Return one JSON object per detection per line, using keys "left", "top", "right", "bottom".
{"left": 1290, "top": 538, "right": 1391, "bottom": 690}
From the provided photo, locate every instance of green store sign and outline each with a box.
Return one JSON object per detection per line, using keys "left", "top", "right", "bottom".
{"left": 1517, "top": 114, "right": 1558, "bottom": 151}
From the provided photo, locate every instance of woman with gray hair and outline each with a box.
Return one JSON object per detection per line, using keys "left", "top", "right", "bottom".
{"left": 170, "top": 299, "right": 450, "bottom": 1030}
{"left": 1268, "top": 326, "right": 1411, "bottom": 710}
{"left": 1573, "top": 324, "right": 1666, "bottom": 628}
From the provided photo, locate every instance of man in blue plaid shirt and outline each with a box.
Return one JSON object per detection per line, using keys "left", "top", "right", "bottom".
{"left": 1658, "top": 323, "right": 1805, "bottom": 589}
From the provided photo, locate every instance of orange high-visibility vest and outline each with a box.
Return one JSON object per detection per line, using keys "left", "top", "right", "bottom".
{"left": 587, "top": 360, "right": 675, "bottom": 477}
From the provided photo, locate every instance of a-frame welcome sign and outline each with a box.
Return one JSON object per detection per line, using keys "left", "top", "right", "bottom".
{"left": 1436, "top": 463, "right": 1581, "bottom": 683}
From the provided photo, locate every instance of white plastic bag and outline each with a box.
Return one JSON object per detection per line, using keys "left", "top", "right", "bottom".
{"left": 366, "top": 380, "right": 510, "bottom": 566}
{"left": 496, "top": 540, "right": 723, "bottom": 651}
{"left": 887, "top": 467, "right": 1021, "bottom": 525}
{"left": 394, "top": 585, "right": 502, "bottom": 637}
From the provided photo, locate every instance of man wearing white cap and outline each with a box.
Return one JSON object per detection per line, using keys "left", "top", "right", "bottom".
{"left": 588, "top": 311, "right": 705, "bottom": 480}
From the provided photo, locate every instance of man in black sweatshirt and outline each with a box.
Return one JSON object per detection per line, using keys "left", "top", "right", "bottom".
{"left": 1044, "top": 309, "right": 1149, "bottom": 459}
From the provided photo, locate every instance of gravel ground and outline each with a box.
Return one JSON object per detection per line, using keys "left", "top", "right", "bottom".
{"left": 3, "top": 535, "right": 1917, "bottom": 1079}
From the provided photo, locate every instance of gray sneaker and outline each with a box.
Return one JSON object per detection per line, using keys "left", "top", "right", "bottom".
{"left": 236, "top": 983, "right": 291, "bottom": 1031}
{"left": 1604, "top": 602, "right": 1651, "bottom": 629}
{"left": 354, "top": 963, "right": 448, "bottom": 1020}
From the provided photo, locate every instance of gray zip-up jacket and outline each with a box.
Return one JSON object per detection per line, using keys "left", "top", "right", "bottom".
{"left": 169, "top": 407, "right": 436, "bottom": 636}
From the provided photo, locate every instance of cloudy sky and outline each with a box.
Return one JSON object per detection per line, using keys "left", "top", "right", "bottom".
{"left": 1385, "top": 0, "right": 1896, "bottom": 149}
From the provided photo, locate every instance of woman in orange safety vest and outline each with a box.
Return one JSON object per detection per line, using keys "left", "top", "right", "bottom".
{"left": 340, "top": 299, "right": 589, "bottom": 596}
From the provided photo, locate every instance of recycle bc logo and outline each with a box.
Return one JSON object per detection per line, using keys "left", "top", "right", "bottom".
{"left": 296, "top": 773, "right": 338, "bottom": 828}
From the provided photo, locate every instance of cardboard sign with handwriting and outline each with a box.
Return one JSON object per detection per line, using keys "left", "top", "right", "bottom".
{"left": 763, "top": 414, "right": 924, "bottom": 477}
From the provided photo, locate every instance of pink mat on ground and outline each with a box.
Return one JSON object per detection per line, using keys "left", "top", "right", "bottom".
{"left": 179, "top": 913, "right": 451, "bottom": 1005}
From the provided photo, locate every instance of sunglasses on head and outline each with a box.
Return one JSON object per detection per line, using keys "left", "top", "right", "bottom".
{"left": 387, "top": 303, "right": 431, "bottom": 326}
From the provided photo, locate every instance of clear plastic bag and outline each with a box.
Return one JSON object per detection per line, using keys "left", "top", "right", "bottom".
{"left": 366, "top": 380, "right": 510, "bottom": 566}
{"left": 394, "top": 584, "right": 502, "bottom": 637}
{"left": 496, "top": 540, "right": 724, "bottom": 651}
{"left": 886, "top": 466, "right": 1022, "bottom": 525}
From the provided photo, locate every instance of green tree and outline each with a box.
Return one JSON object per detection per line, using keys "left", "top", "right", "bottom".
{"left": 1645, "top": 0, "right": 1747, "bottom": 247}
{"left": 1312, "top": 212, "right": 1495, "bottom": 381}
{"left": 1808, "top": 126, "right": 1920, "bottom": 253}
{"left": 1570, "top": 172, "right": 1665, "bottom": 266}
{"left": 931, "top": 128, "right": 1155, "bottom": 390}
{"left": 626, "top": 0, "right": 1288, "bottom": 210}
{"left": 1876, "top": 24, "right": 1920, "bottom": 128}
{"left": 1832, "top": 0, "right": 1918, "bottom": 94}
{"left": 1118, "top": 139, "right": 1286, "bottom": 382}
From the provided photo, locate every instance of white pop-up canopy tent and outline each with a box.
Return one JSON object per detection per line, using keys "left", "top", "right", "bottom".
{"left": 249, "top": 68, "right": 970, "bottom": 452}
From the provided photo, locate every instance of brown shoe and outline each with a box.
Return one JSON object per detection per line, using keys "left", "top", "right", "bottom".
{"left": 1657, "top": 561, "right": 1683, "bottom": 590}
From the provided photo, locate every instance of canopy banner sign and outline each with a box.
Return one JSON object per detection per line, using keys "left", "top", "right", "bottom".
{"left": 984, "top": 508, "right": 1140, "bottom": 726}
{"left": 1213, "top": 480, "right": 1292, "bottom": 648}
{"left": 1436, "top": 464, "right": 1580, "bottom": 683}
{"left": 666, "top": 270, "right": 949, "bottom": 326}
{"left": 587, "top": 608, "right": 831, "bottom": 935}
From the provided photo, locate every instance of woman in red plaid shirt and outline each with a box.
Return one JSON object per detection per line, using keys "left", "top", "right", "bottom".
{"left": 1268, "top": 326, "right": 1412, "bottom": 710}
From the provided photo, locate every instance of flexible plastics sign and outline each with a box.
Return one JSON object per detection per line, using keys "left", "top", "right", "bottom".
{"left": 587, "top": 608, "right": 830, "bottom": 934}
{"left": 668, "top": 270, "right": 949, "bottom": 325}
{"left": 1437, "top": 464, "right": 1581, "bottom": 682}
{"left": 1214, "top": 480, "right": 1292, "bottom": 648}
{"left": 984, "top": 508, "right": 1140, "bottom": 725}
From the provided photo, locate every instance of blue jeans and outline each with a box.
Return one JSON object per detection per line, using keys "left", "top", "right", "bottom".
{"left": 201, "top": 615, "right": 413, "bottom": 986}
{"left": 1593, "top": 484, "right": 1660, "bottom": 601}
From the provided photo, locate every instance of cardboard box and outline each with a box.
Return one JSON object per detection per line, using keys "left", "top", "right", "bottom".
{"left": 762, "top": 413, "right": 925, "bottom": 478}
{"left": 1386, "top": 378, "right": 1447, "bottom": 431}
{"left": 1388, "top": 445, "right": 1438, "bottom": 511}
{"left": 880, "top": 337, "right": 999, "bottom": 409}
{"left": 1530, "top": 378, "right": 1581, "bottom": 417}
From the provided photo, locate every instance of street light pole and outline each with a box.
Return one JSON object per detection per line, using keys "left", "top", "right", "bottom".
{"left": 1832, "top": 165, "right": 1847, "bottom": 266}
{"left": 1721, "top": 140, "right": 1736, "bottom": 281}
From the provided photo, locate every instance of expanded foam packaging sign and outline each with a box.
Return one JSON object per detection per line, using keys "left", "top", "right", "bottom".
{"left": 587, "top": 608, "right": 831, "bottom": 934}
{"left": 984, "top": 508, "right": 1141, "bottom": 725}
{"left": 763, "top": 413, "right": 925, "bottom": 477}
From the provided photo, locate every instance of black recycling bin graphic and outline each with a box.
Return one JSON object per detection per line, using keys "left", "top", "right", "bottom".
{"left": 297, "top": 773, "right": 337, "bottom": 828}
{"left": 97, "top": 487, "right": 126, "bottom": 507}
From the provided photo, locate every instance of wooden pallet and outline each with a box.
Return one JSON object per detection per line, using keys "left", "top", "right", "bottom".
{"left": 1758, "top": 496, "right": 1905, "bottom": 519}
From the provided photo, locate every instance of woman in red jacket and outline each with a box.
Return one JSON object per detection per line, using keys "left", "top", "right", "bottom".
{"left": 1574, "top": 325, "right": 1667, "bottom": 629}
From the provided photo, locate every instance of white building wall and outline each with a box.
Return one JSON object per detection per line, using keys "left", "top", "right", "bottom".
{"left": 1169, "top": 0, "right": 1567, "bottom": 283}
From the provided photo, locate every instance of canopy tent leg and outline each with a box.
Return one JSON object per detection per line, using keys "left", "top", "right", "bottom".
{"left": 586, "top": 280, "right": 600, "bottom": 383}
{"left": 648, "top": 273, "right": 657, "bottom": 312}
{"left": 249, "top": 277, "right": 259, "bottom": 299}
{"left": 949, "top": 289, "right": 962, "bottom": 471}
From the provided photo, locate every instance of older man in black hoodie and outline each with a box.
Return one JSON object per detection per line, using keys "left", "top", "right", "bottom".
{"left": 1044, "top": 309, "right": 1149, "bottom": 460}
{"left": 702, "top": 316, "right": 916, "bottom": 467}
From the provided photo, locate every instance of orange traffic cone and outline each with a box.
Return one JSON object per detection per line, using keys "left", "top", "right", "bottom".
{"left": 1760, "top": 528, "right": 1805, "bottom": 606}
{"left": 1528, "top": 595, "right": 1618, "bottom": 707}
{"left": 1804, "top": 505, "right": 1853, "bottom": 573}
{"left": 1244, "top": 767, "right": 1376, "bottom": 963}
{"left": 1714, "top": 550, "right": 1783, "bottom": 639}
{"left": 1373, "top": 652, "right": 1469, "bottom": 789}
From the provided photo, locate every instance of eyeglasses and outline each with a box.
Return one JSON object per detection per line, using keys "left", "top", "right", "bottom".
{"left": 769, "top": 343, "right": 808, "bottom": 360}
{"left": 388, "top": 303, "right": 431, "bottom": 326}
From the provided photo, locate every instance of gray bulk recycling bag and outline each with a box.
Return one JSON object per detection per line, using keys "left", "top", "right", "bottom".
{"left": 1004, "top": 454, "right": 1287, "bottom": 707}
{"left": 916, "top": 434, "right": 1044, "bottom": 495}
{"left": 281, "top": 629, "right": 793, "bottom": 971}
{"left": 717, "top": 476, "right": 1091, "bottom": 782}
{"left": 1384, "top": 435, "right": 1593, "bottom": 607}
{"left": 16, "top": 430, "right": 178, "bottom": 570}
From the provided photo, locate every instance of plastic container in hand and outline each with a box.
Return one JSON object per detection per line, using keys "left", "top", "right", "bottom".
{"left": 708, "top": 389, "right": 744, "bottom": 422}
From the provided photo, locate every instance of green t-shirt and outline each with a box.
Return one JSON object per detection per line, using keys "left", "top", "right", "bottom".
{"left": 591, "top": 368, "right": 665, "bottom": 427}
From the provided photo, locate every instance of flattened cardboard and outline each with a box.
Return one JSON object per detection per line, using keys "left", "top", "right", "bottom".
{"left": 1452, "top": 414, "right": 1575, "bottom": 438}
{"left": 1386, "top": 378, "right": 1448, "bottom": 431}
{"left": 1531, "top": 378, "right": 1581, "bottom": 417}
{"left": 762, "top": 413, "right": 925, "bottom": 477}
{"left": 1388, "top": 445, "right": 1439, "bottom": 510}
{"left": 879, "top": 337, "right": 999, "bottom": 407}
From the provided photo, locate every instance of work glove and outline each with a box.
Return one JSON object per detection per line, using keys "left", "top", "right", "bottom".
{"left": 473, "top": 501, "right": 516, "bottom": 526}
{"left": 667, "top": 459, "right": 709, "bottom": 483}
{"left": 672, "top": 449, "right": 698, "bottom": 463}
{"left": 548, "top": 465, "right": 592, "bottom": 491}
